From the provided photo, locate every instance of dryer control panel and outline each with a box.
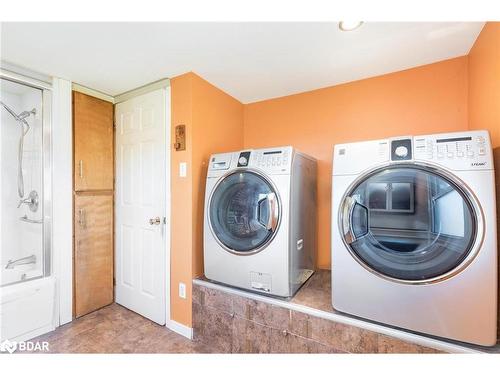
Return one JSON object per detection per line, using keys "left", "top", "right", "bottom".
{"left": 334, "top": 130, "right": 492, "bottom": 176}
{"left": 414, "top": 134, "right": 485, "bottom": 159}
{"left": 413, "top": 131, "right": 492, "bottom": 170}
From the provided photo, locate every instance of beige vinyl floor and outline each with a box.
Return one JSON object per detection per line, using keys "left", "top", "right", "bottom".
{"left": 27, "top": 303, "right": 214, "bottom": 354}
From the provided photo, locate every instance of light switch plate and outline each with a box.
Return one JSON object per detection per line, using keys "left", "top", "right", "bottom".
{"left": 179, "top": 162, "right": 187, "bottom": 177}
{"left": 179, "top": 282, "right": 186, "bottom": 299}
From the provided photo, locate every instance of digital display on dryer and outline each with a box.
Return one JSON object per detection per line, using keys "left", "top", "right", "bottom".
{"left": 436, "top": 137, "right": 472, "bottom": 143}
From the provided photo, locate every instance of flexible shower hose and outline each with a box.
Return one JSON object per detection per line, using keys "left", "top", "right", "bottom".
{"left": 17, "top": 120, "right": 30, "bottom": 198}
{"left": 0, "top": 100, "right": 32, "bottom": 199}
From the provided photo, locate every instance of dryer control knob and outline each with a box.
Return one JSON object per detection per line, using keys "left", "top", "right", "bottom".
{"left": 238, "top": 156, "right": 248, "bottom": 165}
{"left": 395, "top": 146, "right": 409, "bottom": 158}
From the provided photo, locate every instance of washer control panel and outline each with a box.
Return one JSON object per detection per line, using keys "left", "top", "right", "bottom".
{"left": 208, "top": 147, "right": 294, "bottom": 176}
{"left": 209, "top": 153, "right": 232, "bottom": 170}
{"left": 250, "top": 146, "right": 293, "bottom": 173}
{"left": 237, "top": 151, "right": 251, "bottom": 167}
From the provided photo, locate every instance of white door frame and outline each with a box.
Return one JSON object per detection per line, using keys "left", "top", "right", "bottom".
{"left": 162, "top": 86, "right": 172, "bottom": 329}
{"left": 158, "top": 86, "right": 191, "bottom": 339}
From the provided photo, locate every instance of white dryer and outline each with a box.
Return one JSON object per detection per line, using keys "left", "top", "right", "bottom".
{"left": 204, "top": 146, "right": 317, "bottom": 297}
{"left": 331, "top": 130, "right": 497, "bottom": 346}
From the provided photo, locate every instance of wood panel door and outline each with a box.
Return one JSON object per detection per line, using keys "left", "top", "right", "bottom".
{"left": 74, "top": 193, "right": 114, "bottom": 317}
{"left": 73, "top": 91, "right": 114, "bottom": 191}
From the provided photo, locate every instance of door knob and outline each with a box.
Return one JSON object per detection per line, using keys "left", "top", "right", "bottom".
{"left": 149, "top": 217, "right": 161, "bottom": 225}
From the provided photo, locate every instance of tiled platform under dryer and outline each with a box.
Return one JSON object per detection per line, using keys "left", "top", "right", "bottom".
{"left": 193, "top": 270, "right": 500, "bottom": 354}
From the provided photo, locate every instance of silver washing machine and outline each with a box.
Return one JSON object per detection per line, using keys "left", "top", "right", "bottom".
{"left": 204, "top": 146, "right": 317, "bottom": 297}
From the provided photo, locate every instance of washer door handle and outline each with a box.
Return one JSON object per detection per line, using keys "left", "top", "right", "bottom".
{"left": 266, "top": 192, "right": 279, "bottom": 231}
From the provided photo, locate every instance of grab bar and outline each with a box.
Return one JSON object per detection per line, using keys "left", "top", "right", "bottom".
{"left": 5, "top": 254, "right": 36, "bottom": 269}
{"left": 19, "top": 215, "right": 43, "bottom": 224}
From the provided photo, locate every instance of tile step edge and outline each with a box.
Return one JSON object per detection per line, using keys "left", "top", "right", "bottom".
{"left": 193, "top": 278, "right": 484, "bottom": 354}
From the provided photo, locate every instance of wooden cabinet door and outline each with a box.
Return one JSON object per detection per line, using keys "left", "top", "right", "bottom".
{"left": 74, "top": 193, "right": 114, "bottom": 317}
{"left": 73, "top": 91, "right": 114, "bottom": 191}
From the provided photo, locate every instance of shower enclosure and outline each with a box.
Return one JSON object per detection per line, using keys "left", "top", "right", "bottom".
{"left": 1, "top": 75, "right": 51, "bottom": 286}
{"left": 1, "top": 71, "right": 54, "bottom": 341}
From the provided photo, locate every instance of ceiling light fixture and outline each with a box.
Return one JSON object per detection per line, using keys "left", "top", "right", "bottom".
{"left": 339, "top": 21, "right": 363, "bottom": 31}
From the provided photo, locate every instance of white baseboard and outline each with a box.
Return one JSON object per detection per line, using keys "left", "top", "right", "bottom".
{"left": 165, "top": 319, "right": 193, "bottom": 340}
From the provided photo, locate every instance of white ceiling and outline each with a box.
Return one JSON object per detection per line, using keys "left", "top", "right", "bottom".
{"left": 1, "top": 22, "right": 484, "bottom": 103}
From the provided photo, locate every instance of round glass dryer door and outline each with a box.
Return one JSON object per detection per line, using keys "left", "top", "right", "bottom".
{"left": 340, "top": 165, "right": 478, "bottom": 282}
{"left": 209, "top": 170, "right": 280, "bottom": 254}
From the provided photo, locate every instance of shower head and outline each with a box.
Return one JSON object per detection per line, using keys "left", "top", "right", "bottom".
{"left": 0, "top": 100, "right": 33, "bottom": 135}
{"left": 0, "top": 101, "right": 35, "bottom": 123}
{"left": 0, "top": 100, "right": 22, "bottom": 121}
{"left": 0, "top": 99, "right": 34, "bottom": 199}
{"left": 18, "top": 108, "right": 36, "bottom": 120}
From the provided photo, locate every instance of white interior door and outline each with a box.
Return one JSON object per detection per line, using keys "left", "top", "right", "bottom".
{"left": 115, "top": 88, "right": 169, "bottom": 325}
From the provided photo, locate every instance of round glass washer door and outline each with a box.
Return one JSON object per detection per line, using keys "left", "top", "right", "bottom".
{"left": 209, "top": 170, "right": 280, "bottom": 254}
{"left": 340, "top": 164, "right": 480, "bottom": 283}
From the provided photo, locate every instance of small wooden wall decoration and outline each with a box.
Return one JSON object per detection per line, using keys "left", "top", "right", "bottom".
{"left": 174, "top": 124, "right": 186, "bottom": 151}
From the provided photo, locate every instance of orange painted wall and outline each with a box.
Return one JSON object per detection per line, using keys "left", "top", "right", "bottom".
{"left": 243, "top": 57, "right": 469, "bottom": 269}
{"left": 170, "top": 73, "right": 195, "bottom": 327}
{"left": 170, "top": 27, "right": 500, "bottom": 325}
{"left": 170, "top": 73, "right": 244, "bottom": 326}
{"left": 468, "top": 22, "right": 500, "bottom": 148}
{"left": 468, "top": 21, "right": 500, "bottom": 336}
{"left": 191, "top": 75, "right": 245, "bottom": 278}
